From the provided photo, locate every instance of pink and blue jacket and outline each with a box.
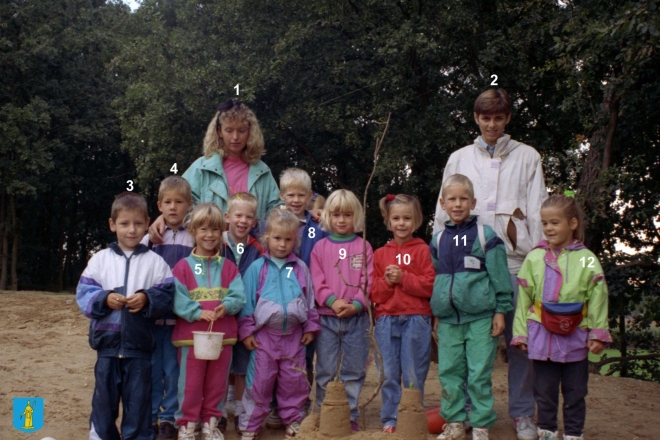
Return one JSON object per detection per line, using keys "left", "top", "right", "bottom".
{"left": 238, "top": 252, "right": 321, "bottom": 340}
{"left": 172, "top": 250, "right": 246, "bottom": 347}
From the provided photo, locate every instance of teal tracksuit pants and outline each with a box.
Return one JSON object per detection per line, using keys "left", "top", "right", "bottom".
{"left": 437, "top": 317, "right": 498, "bottom": 429}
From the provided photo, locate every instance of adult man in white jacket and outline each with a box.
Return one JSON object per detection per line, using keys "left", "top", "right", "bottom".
{"left": 433, "top": 89, "right": 547, "bottom": 440}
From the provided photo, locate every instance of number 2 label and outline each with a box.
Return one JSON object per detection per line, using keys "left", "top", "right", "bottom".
{"left": 490, "top": 74, "right": 498, "bottom": 86}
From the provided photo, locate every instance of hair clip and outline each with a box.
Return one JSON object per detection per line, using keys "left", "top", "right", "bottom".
{"left": 236, "top": 193, "right": 242, "bottom": 200}
{"left": 385, "top": 194, "right": 396, "bottom": 202}
{"left": 563, "top": 190, "right": 575, "bottom": 198}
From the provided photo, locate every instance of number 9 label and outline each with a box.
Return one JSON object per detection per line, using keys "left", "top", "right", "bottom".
{"left": 339, "top": 248, "right": 346, "bottom": 260}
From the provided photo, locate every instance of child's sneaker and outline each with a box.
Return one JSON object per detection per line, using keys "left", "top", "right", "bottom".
{"left": 350, "top": 420, "right": 360, "bottom": 432}
{"left": 473, "top": 427, "right": 489, "bottom": 440}
{"left": 437, "top": 422, "right": 466, "bottom": 440}
{"left": 201, "top": 417, "right": 224, "bottom": 440}
{"left": 225, "top": 398, "right": 236, "bottom": 417}
{"left": 241, "top": 431, "right": 258, "bottom": 440}
{"left": 285, "top": 421, "right": 301, "bottom": 438}
{"left": 157, "top": 421, "right": 178, "bottom": 440}
{"left": 563, "top": 435, "right": 583, "bottom": 440}
{"left": 382, "top": 425, "right": 396, "bottom": 433}
{"left": 265, "top": 408, "right": 283, "bottom": 429}
{"left": 514, "top": 416, "right": 539, "bottom": 440}
{"left": 178, "top": 422, "right": 196, "bottom": 440}
{"left": 537, "top": 428, "right": 558, "bottom": 439}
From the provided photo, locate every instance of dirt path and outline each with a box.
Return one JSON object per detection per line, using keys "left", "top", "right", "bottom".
{"left": 0, "top": 292, "right": 656, "bottom": 439}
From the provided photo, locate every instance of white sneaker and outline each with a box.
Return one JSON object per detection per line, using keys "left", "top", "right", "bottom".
{"left": 225, "top": 398, "right": 236, "bottom": 417}
{"left": 436, "top": 422, "right": 467, "bottom": 440}
{"left": 202, "top": 417, "right": 224, "bottom": 440}
{"left": 537, "top": 428, "right": 558, "bottom": 439}
{"left": 473, "top": 428, "right": 489, "bottom": 440}
{"left": 241, "top": 431, "right": 258, "bottom": 440}
{"left": 178, "top": 422, "right": 196, "bottom": 440}
{"left": 514, "top": 416, "right": 539, "bottom": 440}
{"left": 285, "top": 421, "right": 301, "bottom": 438}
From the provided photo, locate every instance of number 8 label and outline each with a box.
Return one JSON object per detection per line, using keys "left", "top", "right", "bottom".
{"left": 308, "top": 227, "right": 316, "bottom": 239}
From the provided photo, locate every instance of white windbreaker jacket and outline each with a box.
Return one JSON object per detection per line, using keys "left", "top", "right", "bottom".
{"left": 433, "top": 135, "right": 548, "bottom": 274}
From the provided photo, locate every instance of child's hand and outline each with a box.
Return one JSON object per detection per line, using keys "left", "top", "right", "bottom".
{"left": 516, "top": 343, "right": 528, "bottom": 351}
{"left": 491, "top": 313, "right": 505, "bottom": 337}
{"left": 199, "top": 310, "right": 216, "bottom": 322}
{"left": 432, "top": 317, "right": 439, "bottom": 343}
{"left": 588, "top": 340, "right": 605, "bottom": 355}
{"left": 385, "top": 265, "right": 402, "bottom": 285}
{"left": 106, "top": 292, "right": 127, "bottom": 310}
{"left": 330, "top": 298, "right": 349, "bottom": 315}
{"left": 148, "top": 215, "right": 166, "bottom": 245}
{"left": 310, "top": 208, "right": 322, "bottom": 222}
{"left": 336, "top": 303, "right": 358, "bottom": 318}
{"left": 243, "top": 335, "right": 258, "bottom": 350}
{"left": 301, "top": 332, "right": 315, "bottom": 345}
{"left": 214, "top": 304, "right": 227, "bottom": 319}
{"left": 126, "top": 292, "right": 148, "bottom": 313}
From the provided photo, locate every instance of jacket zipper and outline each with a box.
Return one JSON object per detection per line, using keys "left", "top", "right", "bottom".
{"left": 119, "top": 253, "right": 133, "bottom": 358}
{"left": 279, "top": 261, "right": 288, "bottom": 334}
{"left": 448, "top": 231, "right": 460, "bottom": 324}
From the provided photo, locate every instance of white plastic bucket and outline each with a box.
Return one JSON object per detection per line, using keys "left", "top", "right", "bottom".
{"left": 193, "top": 331, "right": 224, "bottom": 360}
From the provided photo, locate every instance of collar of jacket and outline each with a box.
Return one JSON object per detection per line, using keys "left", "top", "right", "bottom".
{"left": 443, "top": 215, "right": 478, "bottom": 231}
{"left": 473, "top": 134, "right": 520, "bottom": 158}
{"left": 384, "top": 237, "right": 425, "bottom": 249}
{"left": 109, "top": 242, "right": 149, "bottom": 257}
{"left": 199, "top": 152, "right": 268, "bottom": 179}
{"left": 262, "top": 250, "right": 300, "bottom": 265}
{"left": 533, "top": 239, "right": 585, "bottom": 252}
{"left": 190, "top": 248, "right": 222, "bottom": 262}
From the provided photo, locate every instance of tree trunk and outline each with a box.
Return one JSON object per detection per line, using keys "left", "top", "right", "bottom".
{"left": 602, "top": 92, "right": 620, "bottom": 170}
{"left": 10, "top": 195, "right": 19, "bottom": 290}
{"left": 0, "top": 193, "right": 7, "bottom": 290}
{"left": 618, "top": 312, "right": 628, "bottom": 377}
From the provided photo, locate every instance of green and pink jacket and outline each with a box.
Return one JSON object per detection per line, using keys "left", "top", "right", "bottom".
{"left": 511, "top": 240, "right": 612, "bottom": 362}
{"left": 172, "top": 249, "right": 246, "bottom": 347}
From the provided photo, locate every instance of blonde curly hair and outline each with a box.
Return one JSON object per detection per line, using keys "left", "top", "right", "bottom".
{"left": 202, "top": 100, "right": 265, "bottom": 164}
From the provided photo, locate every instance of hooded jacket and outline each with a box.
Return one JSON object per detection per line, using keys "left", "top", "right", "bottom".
{"left": 76, "top": 243, "right": 175, "bottom": 359}
{"left": 511, "top": 241, "right": 612, "bottom": 362}
{"left": 371, "top": 238, "right": 435, "bottom": 319}
{"left": 433, "top": 135, "right": 548, "bottom": 274}
{"left": 430, "top": 216, "right": 513, "bottom": 324}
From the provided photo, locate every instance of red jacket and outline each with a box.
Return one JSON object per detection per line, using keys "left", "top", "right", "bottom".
{"left": 371, "top": 238, "right": 435, "bottom": 319}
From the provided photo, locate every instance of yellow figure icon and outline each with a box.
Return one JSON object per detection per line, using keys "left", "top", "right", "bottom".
{"left": 21, "top": 400, "right": 34, "bottom": 429}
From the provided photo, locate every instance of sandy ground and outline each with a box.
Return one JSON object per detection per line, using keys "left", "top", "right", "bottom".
{"left": 1, "top": 291, "right": 657, "bottom": 440}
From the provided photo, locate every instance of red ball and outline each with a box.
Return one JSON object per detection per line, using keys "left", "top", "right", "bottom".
{"left": 425, "top": 406, "right": 446, "bottom": 434}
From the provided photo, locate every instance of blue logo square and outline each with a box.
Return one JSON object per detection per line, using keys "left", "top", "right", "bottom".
{"left": 12, "top": 397, "right": 44, "bottom": 433}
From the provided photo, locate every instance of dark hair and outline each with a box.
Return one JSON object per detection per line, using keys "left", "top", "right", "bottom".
{"left": 541, "top": 195, "right": 585, "bottom": 242}
{"left": 474, "top": 88, "right": 512, "bottom": 116}
{"left": 111, "top": 192, "right": 148, "bottom": 221}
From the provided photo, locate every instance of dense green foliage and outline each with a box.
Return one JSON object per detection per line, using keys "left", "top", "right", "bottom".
{"left": 1, "top": 0, "right": 658, "bottom": 377}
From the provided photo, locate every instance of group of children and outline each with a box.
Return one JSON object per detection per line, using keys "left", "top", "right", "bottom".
{"left": 77, "top": 91, "right": 612, "bottom": 440}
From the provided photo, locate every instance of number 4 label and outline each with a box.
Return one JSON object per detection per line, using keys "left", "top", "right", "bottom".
{"left": 170, "top": 163, "right": 178, "bottom": 174}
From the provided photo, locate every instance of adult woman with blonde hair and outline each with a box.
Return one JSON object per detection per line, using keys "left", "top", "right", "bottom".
{"left": 150, "top": 100, "right": 282, "bottom": 242}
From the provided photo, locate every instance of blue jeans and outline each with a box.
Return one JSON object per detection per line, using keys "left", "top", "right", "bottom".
{"left": 505, "top": 274, "right": 536, "bottom": 419}
{"left": 315, "top": 313, "right": 370, "bottom": 421}
{"left": 151, "top": 325, "right": 180, "bottom": 423}
{"left": 374, "top": 314, "right": 432, "bottom": 427}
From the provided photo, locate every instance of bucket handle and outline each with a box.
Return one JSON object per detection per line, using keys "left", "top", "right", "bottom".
{"left": 205, "top": 319, "right": 214, "bottom": 338}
